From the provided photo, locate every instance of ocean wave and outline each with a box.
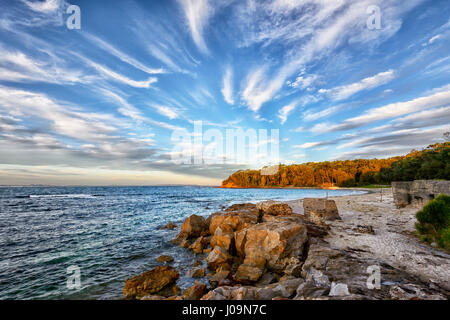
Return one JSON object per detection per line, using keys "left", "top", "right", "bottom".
{"left": 29, "top": 194, "right": 96, "bottom": 199}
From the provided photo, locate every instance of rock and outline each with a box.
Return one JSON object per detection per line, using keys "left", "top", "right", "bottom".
{"left": 392, "top": 180, "right": 450, "bottom": 209}
{"left": 201, "top": 286, "right": 257, "bottom": 300}
{"left": 303, "top": 198, "right": 340, "bottom": 223}
{"left": 235, "top": 264, "right": 264, "bottom": 283}
{"left": 210, "top": 226, "right": 234, "bottom": 252}
{"left": 123, "top": 266, "right": 179, "bottom": 299}
{"left": 206, "top": 246, "right": 233, "bottom": 270}
{"left": 140, "top": 295, "right": 165, "bottom": 300}
{"left": 182, "top": 281, "right": 207, "bottom": 300}
{"left": 193, "top": 260, "right": 203, "bottom": 267}
{"left": 256, "top": 287, "right": 277, "bottom": 300}
{"left": 189, "top": 268, "right": 206, "bottom": 278}
{"left": 156, "top": 255, "right": 174, "bottom": 263}
{"left": 175, "top": 214, "right": 208, "bottom": 241}
{"left": 189, "top": 236, "right": 208, "bottom": 254}
{"left": 218, "top": 279, "right": 233, "bottom": 287}
{"left": 329, "top": 282, "right": 350, "bottom": 296}
{"left": 256, "top": 273, "right": 278, "bottom": 286}
{"left": 200, "top": 290, "right": 227, "bottom": 300}
{"left": 354, "top": 225, "right": 375, "bottom": 235}
{"left": 208, "top": 270, "right": 230, "bottom": 287}
{"left": 180, "top": 239, "right": 191, "bottom": 248}
{"left": 158, "top": 284, "right": 181, "bottom": 297}
{"left": 258, "top": 201, "right": 293, "bottom": 216}
{"left": 208, "top": 206, "right": 260, "bottom": 235}
{"left": 270, "top": 278, "right": 304, "bottom": 298}
{"left": 161, "top": 222, "right": 176, "bottom": 230}
{"left": 234, "top": 218, "right": 308, "bottom": 282}
{"left": 389, "top": 284, "right": 446, "bottom": 300}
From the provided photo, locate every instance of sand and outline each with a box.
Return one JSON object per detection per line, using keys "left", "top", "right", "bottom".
{"left": 285, "top": 188, "right": 450, "bottom": 292}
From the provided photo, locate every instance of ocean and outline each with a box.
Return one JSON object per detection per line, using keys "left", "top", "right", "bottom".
{"left": 0, "top": 186, "right": 365, "bottom": 300}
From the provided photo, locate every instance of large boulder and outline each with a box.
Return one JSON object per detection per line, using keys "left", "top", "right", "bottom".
{"left": 174, "top": 214, "right": 208, "bottom": 242}
{"left": 208, "top": 209, "right": 259, "bottom": 235}
{"left": 234, "top": 218, "right": 308, "bottom": 282}
{"left": 123, "top": 266, "right": 179, "bottom": 299}
{"left": 303, "top": 198, "right": 340, "bottom": 224}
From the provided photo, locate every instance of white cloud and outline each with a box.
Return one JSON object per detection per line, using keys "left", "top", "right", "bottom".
{"left": 151, "top": 105, "right": 180, "bottom": 120}
{"left": 23, "top": 0, "right": 62, "bottom": 13}
{"left": 278, "top": 101, "right": 297, "bottom": 124}
{"left": 428, "top": 34, "right": 442, "bottom": 44}
{"left": 303, "top": 105, "right": 341, "bottom": 122}
{"left": 85, "top": 59, "right": 157, "bottom": 88}
{"left": 318, "top": 70, "right": 396, "bottom": 101}
{"left": 0, "top": 46, "right": 86, "bottom": 84}
{"left": 293, "top": 142, "right": 321, "bottom": 149}
{"left": 312, "top": 86, "right": 450, "bottom": 133}
{"left": 84, "top": 34, "right": 165, "bottom": 75}
{"left": 221, "top": 67, "right": 234, "bottom": 104}
{"left": 178, "top": 0, "right": 214, "bottom": 54}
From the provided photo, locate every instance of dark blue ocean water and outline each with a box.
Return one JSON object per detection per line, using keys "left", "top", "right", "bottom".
{"left": 0, "top": 186, "right": 364, "bottom": 300}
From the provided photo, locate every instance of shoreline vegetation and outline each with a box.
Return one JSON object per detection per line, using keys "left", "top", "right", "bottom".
{"left": 121, "top": 143, "right": 450, "bottom": 300}
{"left": 125, "top": 188, "right": 450, "bottom": 300}
{"left": 220, "top": 142, "right": 449, "bottom": 189}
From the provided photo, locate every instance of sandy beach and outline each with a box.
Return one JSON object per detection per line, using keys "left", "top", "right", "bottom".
{"left": 286, "top": 188, "right": 450, "bottom": 292}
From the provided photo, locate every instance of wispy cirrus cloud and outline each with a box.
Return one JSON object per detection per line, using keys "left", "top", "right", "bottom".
{"left": 318, "top": 70, "right": 396, "bottom": 101}
{"left": 83, "top": 33, "right": 165, "bottom": 75}
{"left": 221, "top": 66, "right": 234, "bottom": 105}
{"left": 178, "top": 0, "right": 214, "bottom": 54}
{"left": 311, "top": 85, "right": 450, "bottom": 133}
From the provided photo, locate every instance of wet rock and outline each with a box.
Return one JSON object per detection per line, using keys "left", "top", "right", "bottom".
{"left": 161, "top": 222, "right": 176, "bottom": 230}
{"left": 123, "top": 266, "right": 179, "bottom": 299}
{"left": 189, "top": 268, "right": 206, "bottom": 278}
{"left": 329, "top": 282, "right": 350, "bottom": 296}
{"left": 158, "top": 284, "right": 181, "bottom": 297}
{"left": 175, "top": 214, "right": 208, "bottom": 241}
{"left": 206, "top": 246, "right": 233, "bottom": 270}
{"left": 156, "top": 255, "right": 174, "bottom": 263}
{"left": 193, "top": 260, "right": 203, "bottom": 267}
{"left": 182, "top": 281, "right": 207, "bottom": 300}
{"left": 189, "top": 236, "right": 208, "bottom": 254}
{"left": 303, "top": 198, "right": 340, "bottom": 224}
{"left": 208, "top": 270, "right": 230, "bottom": 287}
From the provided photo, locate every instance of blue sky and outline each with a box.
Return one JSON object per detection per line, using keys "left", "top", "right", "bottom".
{"left": 0, "top": 0, "right": 449, "bottom": 185}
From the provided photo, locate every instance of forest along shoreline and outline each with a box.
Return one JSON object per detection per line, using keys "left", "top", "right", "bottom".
{"left": 123, "top": 188, "right": 450, "bottom": 300}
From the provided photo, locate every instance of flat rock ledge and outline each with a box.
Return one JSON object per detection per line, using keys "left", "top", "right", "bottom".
{"left": 124, "top": 198, "right": 449, "bottom": 300}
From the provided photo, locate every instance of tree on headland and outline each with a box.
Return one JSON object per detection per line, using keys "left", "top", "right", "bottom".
{"left": 221, "top": 142, "right": 450, "bottom": 188}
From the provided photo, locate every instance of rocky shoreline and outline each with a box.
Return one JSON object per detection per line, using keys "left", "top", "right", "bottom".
{"left": 123, "top": 189, "right": 449, "bottom": 300}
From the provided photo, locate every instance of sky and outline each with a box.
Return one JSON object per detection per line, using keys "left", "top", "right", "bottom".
{"left": 0, "top": 0, "right": 449, "bottom": 186}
